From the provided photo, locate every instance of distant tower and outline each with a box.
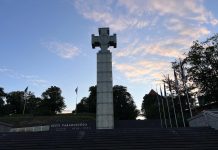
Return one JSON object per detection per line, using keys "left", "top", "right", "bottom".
{"left": 91, "top": 27, "right": 117, "bottom": 129}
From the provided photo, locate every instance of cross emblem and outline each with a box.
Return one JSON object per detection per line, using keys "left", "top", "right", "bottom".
{"left": 92, "top": 27, "right": 117, "bottom": 51}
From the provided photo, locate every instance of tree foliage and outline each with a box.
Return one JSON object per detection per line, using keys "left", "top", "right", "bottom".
{"left": 141, "top": 89, "right": 160, "bottom": 119}
{"left": 0, "top": 87, "right": 6, "bottom": 102}
{"left": 76, "top": 97, "right": 89, "bottom": 113}
{"left": 0, "top": 88, "right": 6, "bottom": 115}
{"left": 75, "top": 86, "right": 97, "bottom": 114}
{"left": 113, "top": 85, "right": 139, "bottom": 120}
{"left": 0, "top": 86, "right": 66, "bottom": 116}
{"left": 3, "top": 91, "right": 40, "bottom": 115}
{"left": 6, "top": 91, "right": 25, "bottom": 114}
{"left": 87, "top": 86, "right": 97, "bottom": 113}
{"left": 185, "top": 34, "right": 218, "bottom": 104}
{"left": 76, "top": 85, "right": 139, "bottom": 120}
{"left": 162, "top": 63, "right": 196, "bottom": 108}
{"left": 40, "top": 86, "right": 66, "bottom": 115}
{"left": 25, "top": 93, "right": 42, "bottom": 114}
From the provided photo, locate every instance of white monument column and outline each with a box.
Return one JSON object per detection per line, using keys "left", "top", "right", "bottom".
{"left": 92, "top": 27, "right": 117, "bottom": 129}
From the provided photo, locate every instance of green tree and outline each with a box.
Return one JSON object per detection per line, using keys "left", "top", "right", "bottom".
{"left": 76, "top": 85, "right": 139, "bottom": 120}
{"left": 0, "top": 87, "right": 6, "bottom": 115}
{"left": 40, "top": 86, "right": 66, "bottom": 115}
{"left": 6, "top": 91, "right": 24, "bottom": 114}
{"left": 76, "top": 86, "right": 96, "bottom": 113}
{"left": 162, "top": 67, "right": 196, "bottom": 114}
{"left": 87, "top": 86, "right": 97, "bottom": 113}
{"left": 141, "top": 89, "right": 160, "bottom": 119}
{"left": 171, "top": 60, "right": 196, "bottom": 101}
{"left": 113, "top": 85, "right": 139, "bottom": 120}
{"left": 76, "top": 97, "right": 89, "bottom": 113}
{"left": 25, "top": 92, "right": 42, "bottom": 114}
{"left": 185, "top": 34, "right": 218, "bottom": 104}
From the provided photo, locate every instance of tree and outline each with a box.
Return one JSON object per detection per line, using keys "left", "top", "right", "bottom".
{"left": 76, "top": 97, "right": 89, "bottom": 113}
{"left": 141, "top": 89, "right": 160, "bottom": 119}
{"left": 171, "top": 60, "right": 196, "bottom": 101}
{"left": 162, "top": 66, "right": 196, "bottom": 112}
{"left": 40, "top": 86, "right": 66, "bottom": 115}
{"left": 6, "top": 90, "right": 42, "bottom": 115}
{"left": 6, "top": 91, "right": 24, "bottom": 114}
{"left": 185, "top": 34, "right": 218, "bottom": 104}
{"left": 24, "top": 92, "right": 42, "bottom": 114}
{"left": 0, "top": 87, "right": 6, "bottom": 115}
{"left": 76, "top": 85, "right": 139, "bottom": 120}
{"left": 113, "top": 85, "right": 139, "bottom": 120}
{"left": 87, "top": 86, "right": 97, "bottom": 113}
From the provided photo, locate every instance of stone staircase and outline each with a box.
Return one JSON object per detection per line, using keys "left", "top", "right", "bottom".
{"left": 0, "top": 127, "right": 218, "bottom": 150}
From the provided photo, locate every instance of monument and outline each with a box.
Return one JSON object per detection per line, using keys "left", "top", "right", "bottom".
{"left": 92, "top": 27, "right": 117, "bottom": 129}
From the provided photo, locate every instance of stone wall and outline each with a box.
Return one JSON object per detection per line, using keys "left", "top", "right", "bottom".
{"left": 188, "top": 110, "right": 218, "bottom": 130}
{"left": 0, "top": 122, "right": 12, "bottom": 132}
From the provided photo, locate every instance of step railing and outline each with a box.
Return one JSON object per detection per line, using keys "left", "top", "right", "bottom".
{"left": 188, "top": 110, "right": 218, "bottom": 130}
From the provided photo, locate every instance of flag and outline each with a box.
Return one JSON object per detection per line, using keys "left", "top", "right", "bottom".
{"left": 164, "top": 82, "right": 167, "bottom": 97}
{"left": 24, "top": 86, "right": 28, "bottom": 93}
{"left": 168, "top": 74, "right": 172, "bottom": 92}
{"left": 174, "top": 69, "right": 179, "bottom": 93}
{"left": 180, "top": 60, "right": 186, "bottom": 81}
{"left": 75, "top": 87, "right": 78, "bottom": 95}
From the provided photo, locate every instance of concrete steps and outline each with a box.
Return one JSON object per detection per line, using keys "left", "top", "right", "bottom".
{"left": 0, "top": 127, "right": 218, "bottom": 150}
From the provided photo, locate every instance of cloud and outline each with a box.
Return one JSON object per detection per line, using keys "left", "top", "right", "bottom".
{"left": 28, "top": 79, "right": 48, "bottom": 86}
{"left": 115, "top": 37, "right": 189, "bottom": 58}
{"left": 114, "top": 60, "right": 171, "bottom": 83}
{"left": 117, "top": 0, "right": 214, "bottom": 40}
{"left": 44, "top": 41, "right": 79, "bottom": 59}
{"left": 118, "top": 0, "right": 218, "bottom": 25}
{"left": 73, "top": 0, "right": 150, "bottom": 31}
{"left": 0, "top": 67, "right": 48, "bottom": 86}
{"left": 165, "top": 18, "right": 210, "bottom": 39}
{"left": 0, "top": 68, "right": 11, "bottom": 73}
{"left": 73, "top": 0, "right": 218, "bottom": 33}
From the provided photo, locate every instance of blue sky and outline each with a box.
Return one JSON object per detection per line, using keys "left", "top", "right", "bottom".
{"left": 0, "top": 0, "right": 218, "bottom": 113}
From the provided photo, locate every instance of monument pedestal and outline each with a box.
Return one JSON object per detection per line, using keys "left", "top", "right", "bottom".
{"left": 96, "top": 51, "right": 114, "bottom": 129}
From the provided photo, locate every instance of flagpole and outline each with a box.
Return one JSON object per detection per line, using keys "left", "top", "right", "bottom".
{"left": 174, "top": 69, "right": 186, "bottom": 127}
{"left": 170, "top": 92, "right": 178, "bottom": 128}
{"left": 75, "top": 87, "right": 78, "bottom": 114}
{"left": 22, "top": 95, "right": 27, "bottom": 115}
{"left": 178, "top": 93, "right": 185, "bottom": 127}
{"left": 164, "top": 82, "right": 172, "bottom": 128}
{"left": 180, "top": 60, "right": 193, "bottom": 118}
{"left": 156, "top": 87, "right": 163, "bottom": 128}
{"left": 168, "top": 75, "right": 178, "bottom": 128}
{"left": 75, "top": 93, "right": 78, "bottom": 114}
{"left": 184, "top": 82, "right": 193, "bottom": 117}
{"left": 22, "top": 87, "right": 28, "bottom": 115}
{"left": 160, "top": 86, "right": 167, "bottom": 128}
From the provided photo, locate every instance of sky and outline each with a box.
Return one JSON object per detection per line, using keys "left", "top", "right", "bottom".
{"left": 0, "top": 0, "right": 218, "bottom": 113}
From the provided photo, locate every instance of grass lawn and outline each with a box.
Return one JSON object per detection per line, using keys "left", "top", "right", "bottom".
{"left": 0, "top": 113, "right": 95, "bottom": 127}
